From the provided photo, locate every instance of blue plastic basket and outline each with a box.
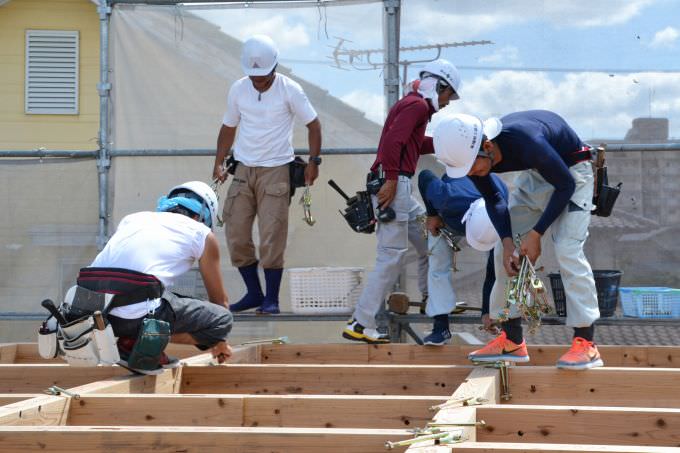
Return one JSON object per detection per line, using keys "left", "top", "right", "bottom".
{"left": 619, "top": 287, "right": 680, "bottom": 318}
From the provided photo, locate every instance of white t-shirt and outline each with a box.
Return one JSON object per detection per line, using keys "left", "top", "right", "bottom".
{"left": 91, "top": 211, "right": 211, "bottom": 319}
{"left": 222, "top": 74, "right": 317, "bottom": 167}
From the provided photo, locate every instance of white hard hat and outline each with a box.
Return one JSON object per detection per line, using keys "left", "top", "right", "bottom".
{"left": 420, "top": 59, "right": 461, "bottom": 99}
{"left": 433, "top": 113, "right": 503, "bottom": 178}
{"left": 462, "top": 198, "right": 499, "bottom": 252}
{"left": 167, "top": 181, "right": 218, "bottom": 229}
{"left": 241, "top": 35, "right": 279, "bottom": 76}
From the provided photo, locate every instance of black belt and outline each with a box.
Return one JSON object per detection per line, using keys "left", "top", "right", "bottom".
{"left": 398, "top": 171, "right": 414, "bottom": 178}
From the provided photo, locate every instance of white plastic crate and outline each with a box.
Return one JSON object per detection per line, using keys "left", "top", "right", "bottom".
{"left": 619, "top": 287, "right": 680, "bottom": 318}
{"left": 289, "top": 267, "right": 364, "bottom": 315}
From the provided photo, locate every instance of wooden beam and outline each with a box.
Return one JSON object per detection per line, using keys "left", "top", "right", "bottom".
{"left": 509, "top": 367, "right": 680, "bottom": 407}
{"left": 0, "top": 344, "right": 17, "bottom": 364}
{"left": 67, "top": 394, "right": 446, "bottom": 429}
{"left": 259, "top": 344, "right": 680, "bottom": 367}
{"left": 0, "top": 395, "right": 41, "bottom": 406}
{"left": 0, "top": 426, "right": 413, "bottom": 452}
{"left": 449, "top": 442, "right": 676, "bottom": 452}
{"left": 0, "top": 365, "right": 130, "bottom": 393}
{"left": 477, "top": 405, "right": 680, "bottom": 447}
{"left": 0, "top": 395, "right": 70, "bottom": 426}
{"left": 181, "top": 364, "right": 473, "bottom": 395}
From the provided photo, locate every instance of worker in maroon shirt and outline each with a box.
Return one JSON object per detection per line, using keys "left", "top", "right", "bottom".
{"left": 343, "top": 59, "right": 461, "bottom": 343}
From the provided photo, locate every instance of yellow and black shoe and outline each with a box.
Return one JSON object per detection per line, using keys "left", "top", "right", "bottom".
{"left": 342, "top": 318, "right": 390, "bottom": 344}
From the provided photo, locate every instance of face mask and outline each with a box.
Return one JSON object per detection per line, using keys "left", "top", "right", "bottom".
{"left": 417, "top": 76, "right": 440, "bottom": 111}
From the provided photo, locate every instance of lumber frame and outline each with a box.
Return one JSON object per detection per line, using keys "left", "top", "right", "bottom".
{"left": 476, "top": 404, "right": 680, "bottom": 447}
{"left": 0, "top": 344, "right": 17, "bottom": 363}
{"left": 0, "top": 426, "right": 413, "bottom": 452}
{"left": 508, "top": 366, "right": 680, "bottom": 407}
{"left": 180, "top": 364, "right": 473, "bottom": 395}
{"left": 67, "top": 394, "right": 446, "bottom": 428}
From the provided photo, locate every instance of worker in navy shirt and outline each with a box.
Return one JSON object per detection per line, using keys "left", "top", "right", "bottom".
{"left": 342, "top": 59, "right": 461, "bottom": 344}
{"left": 418, "top": 170, "right": 508, "bottom": 345}
{"left": 433, "top": 110, "right": 603, "bottom": 370}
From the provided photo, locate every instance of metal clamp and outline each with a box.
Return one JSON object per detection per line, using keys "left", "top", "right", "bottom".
{"left": 44, "top": 386, "right": 80, "bottom": 399}
{"left": 299, "top": 185, "right": 316, "bottom": 226}
{"left": 239, "top": 336, "right": 289, "bottom": 346}
{"left": 472, "top": 360, "right": 512, "bottom": 401}
{"left": 429, "top": 395, "right": 488, "bottom": 412}
{"left": 385, "top": 430, "right": 462, "bottom": 450}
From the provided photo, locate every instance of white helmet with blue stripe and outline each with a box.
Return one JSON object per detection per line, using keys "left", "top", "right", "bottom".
{"left": 159, "top": 181, "right": 218, "bottom": 229}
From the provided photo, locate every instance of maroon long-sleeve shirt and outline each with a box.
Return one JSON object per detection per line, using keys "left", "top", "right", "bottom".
{"left": 370, "top": 92, "right": 436, "bottom": 180}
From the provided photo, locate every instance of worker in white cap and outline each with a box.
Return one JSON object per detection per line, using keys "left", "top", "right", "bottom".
{"left": 213, "top": 35, "right": 322, "bottom": 315}
{"left": 433, "top": 110, "right": 603, "bottom": 370}
{"left": 417, "top": 169, "right": 508, "bottom": 345}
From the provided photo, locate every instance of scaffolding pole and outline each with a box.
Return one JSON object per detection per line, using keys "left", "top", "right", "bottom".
{"left": 382, "top": 0, "right": 400, "bottom": 111}
{"left": 96, "top": 1, "right": 112, "bottom": 250}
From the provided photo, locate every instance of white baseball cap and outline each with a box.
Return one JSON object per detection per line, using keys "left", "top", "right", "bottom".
{"left": 433, "top": 114, "right": 503, "bottom": 178}
{"left": 241, "top": 35, "right": 279, "bottom": 76}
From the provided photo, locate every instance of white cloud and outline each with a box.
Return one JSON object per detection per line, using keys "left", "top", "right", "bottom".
{"left": 477, "top": 46, "right": 521, "bottom": 66}
{"left": 402, "top": 0, "right": 655, "bottom": 42}
{"left": 650, "top": 26, "right": 679, "bottom": 48}
{"left": 444, "top": 71, "right": 680, "bottom": 139}
{"left": 341, "top": 90, "right": 385, "bottom": 124}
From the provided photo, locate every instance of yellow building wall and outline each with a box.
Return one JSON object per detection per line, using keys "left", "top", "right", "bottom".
{"left": 0, "top": 0, "right": 99, "bottom": 150}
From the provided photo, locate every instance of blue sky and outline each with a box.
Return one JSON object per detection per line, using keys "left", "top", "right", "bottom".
{"left": 195, "top": 0, "right": 680, "bottom": 140}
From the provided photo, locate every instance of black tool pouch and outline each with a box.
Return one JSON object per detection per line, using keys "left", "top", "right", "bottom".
{"left": 289, "top": 157, "right": 307, "bottom": 199}
{"left": 592, "top": 166, "right": 622, "bottom": 217}
{"left": 343, "top": 191, "right": 376, "bottom": 234}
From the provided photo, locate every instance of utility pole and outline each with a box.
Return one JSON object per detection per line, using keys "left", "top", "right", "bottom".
{"left": 383, "top": 0, "right": 401, "bottom": 111}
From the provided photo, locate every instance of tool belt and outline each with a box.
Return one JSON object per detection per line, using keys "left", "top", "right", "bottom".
{"left": 38, "top": 268, "right": 167, "bottom": 368}
{"left": 590, "top": 145, "right": 622, "bottom": 217}
{"left": 366, "top": 170, "right": 396, "bottom": 223}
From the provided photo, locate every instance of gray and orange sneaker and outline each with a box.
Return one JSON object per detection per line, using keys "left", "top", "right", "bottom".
{"left": 556, "top": 337, "right": 604, "bottom": 370}
{"left": 468, "top": 331, "right": 530, "bottom": 363}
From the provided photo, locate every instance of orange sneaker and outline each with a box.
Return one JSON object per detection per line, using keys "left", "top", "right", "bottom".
{"left": 467, "top": 331, "right": 530, "bottom": 363}
{"left": 556, "top": 337, "right": 604, "bottom": 370}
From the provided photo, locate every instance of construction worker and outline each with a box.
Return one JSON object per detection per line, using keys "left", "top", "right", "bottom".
{"left": 213, "top": 35, "right": 322, "bottom": 315}
{"left": 433, "top": 111, "right": 603, "bottom": 370}
{"left": 417, "top": 169, "right": 508, "bottom": 345}
{"left": 342, "top": 59, "right": 461, "bottom": 343}
{"left": 79, "top": 181, "right": 233, "bottom": 374}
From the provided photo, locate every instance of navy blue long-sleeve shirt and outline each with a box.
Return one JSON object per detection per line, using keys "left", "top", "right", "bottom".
{"left": 418, "top": 170, "right": 508, "bottom": 315}
{"left": 469, "top": 110, "right": 585, "bottom": 239}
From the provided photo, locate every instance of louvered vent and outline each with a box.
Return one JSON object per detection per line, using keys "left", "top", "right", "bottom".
{"left": 25, "top": 30, "right": 79, "bottom": 115}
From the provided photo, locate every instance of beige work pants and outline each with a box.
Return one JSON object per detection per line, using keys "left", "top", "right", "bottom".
{"left": 489, "top": 161, "right": 600, "bottom": 328}
{"left": 223, "top": 164, "right": 290, "bottom": 269}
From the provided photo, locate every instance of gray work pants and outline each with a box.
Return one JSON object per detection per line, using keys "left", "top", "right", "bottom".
{"left": 489, "top": 161, "right": 600, "bottom": 328}
{"left": 353, "top": 176, "right": 428, "bottom": 329}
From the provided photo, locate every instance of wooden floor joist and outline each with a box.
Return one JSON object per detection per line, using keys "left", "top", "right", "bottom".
{"left": 259, "top": 344, "right": 680, "bottom": 368}
{"left": 67, "top": 394, "right": 446, "bottom": 429}
{"left": 447, "top": 442, "right": 679, "bottom": 452}
{"left": 0, "top": 364, "right": 131, "bottom": 393}
{"left": 0, "top": 426, "right": 413, "bottom": 452}
{"left": 180, "top": 364, "right": 473, "bottom": 395}
{"left": 477, "top": 405, "right": 680, "bottom": 446}
{"left": 509, "top": 366, "right": 680, "bottom": 407}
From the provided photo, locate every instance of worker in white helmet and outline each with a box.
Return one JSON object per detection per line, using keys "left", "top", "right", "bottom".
{"left": 213, "top": 35, "right": 322, "bottom": 315}
{"left": 417, "top": 169, "right": 508, "bottom": 345}
{"left": 343, "top": 59, "right": 461, "bottom": 344}
{"left": 433, "top": 111, "right": 603, "bottom": 370}
{"left": 65, "top": 181, "right": 233, "bottom": 375}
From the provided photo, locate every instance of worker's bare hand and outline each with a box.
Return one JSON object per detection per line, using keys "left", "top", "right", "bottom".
{"left": 377, "top": 179, "right": 398, "bottom": 210}
{"left": 211, "top": 341, "right": 232, "bottom": 364}
{"left": 481, "top": 314, "right": 500, "bottom": 335}
{"left": 426, "top": 215, "right": 443, "bottom": 236}
{"left": 304, "top": 162, "right": 319, "bottom": 186}
{"left": 520, "top": 230, "right": 542, "bottom": 264}
{"left": 502, "top": 238, "right": 520, "bottom": 277}
{"left": 213, "top": 165, "right": 228, "bottom": 184}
